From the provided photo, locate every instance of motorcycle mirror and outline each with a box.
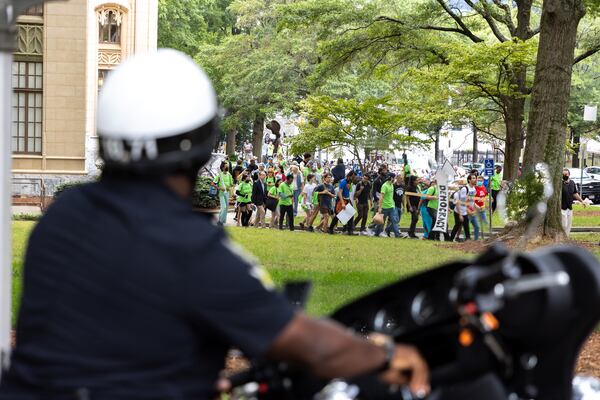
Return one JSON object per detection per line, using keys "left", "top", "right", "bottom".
{"left": 283, "top": 281, "right": 312, "bottom": 309}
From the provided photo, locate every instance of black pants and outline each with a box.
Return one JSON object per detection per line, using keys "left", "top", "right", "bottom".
{"left": 408, "top": 208, "right": 419, "bottom": 237}
{"left": 354, "top": 203, "right": 369, "bottom": 231}
{"left": 427, "top": 207, "right": 449, "bottom": 241}
{"left": 329, "top": 199, "right": 353, "bottom": 234}
{"left": 240, "top": 204, "right": 253, "bottom": 227}
{"left": 450, "top": 211, "right": 470, "bottom": 241}
{"left": 491, "top": 189, "right": 499, "bottom": 212}
{"left": 279, "top": 204, "right": 294, "bottom": 231}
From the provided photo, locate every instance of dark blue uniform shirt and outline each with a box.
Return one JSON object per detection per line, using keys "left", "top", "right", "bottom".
{"left": 0, "top": 178, "right": 294, "bottom": 399}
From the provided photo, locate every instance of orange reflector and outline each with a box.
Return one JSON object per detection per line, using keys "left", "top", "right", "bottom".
{"left": 459, "top": 329, "right": 474, "bottom": 347}
{"left": 481, "top": 312, "right": 500, "bottom": 330}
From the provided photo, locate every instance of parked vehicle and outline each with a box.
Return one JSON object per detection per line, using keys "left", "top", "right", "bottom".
{"left": 567, "top": 168, "right": 600, "bottom": 203}
{"left": 461, "top": 162, "right": 484, "bottom": 174}
{"left": 584, "top": 166, "right": 600, "bottom": 180}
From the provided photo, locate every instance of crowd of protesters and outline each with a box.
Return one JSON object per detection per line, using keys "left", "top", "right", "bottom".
{"left": 211, "top": 152, "right": 504, "bottom": 241}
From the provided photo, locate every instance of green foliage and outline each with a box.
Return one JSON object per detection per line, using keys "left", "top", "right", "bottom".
{"left": 192, "top": 176, "right": 220, "bottom": 209}
{"left": 505, "top": 170, "right": 545, "bottom": 222}
{"left": 158, "top": 0, "right": 235, "bottom": 56}
{"left": 290, "top": 95, "right": 427, "bottom": 171}
{"left": 12, "top": 214, "right": 41, "bottom": 221}
{"left": 53, "top": 181, "right": 85, "bottom": 198}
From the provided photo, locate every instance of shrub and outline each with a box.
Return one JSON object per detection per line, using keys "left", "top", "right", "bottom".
{"left": 12, "top": 213, "right": 41, "bottom": 221}
{"left": 53, "top": 181, "right": 84, "bottom": 198}
{"left": 505, "top": 170, "right": 545, "bottom": 222}
{"left": 192, "top": 176, "right": 220, "bottom": 209}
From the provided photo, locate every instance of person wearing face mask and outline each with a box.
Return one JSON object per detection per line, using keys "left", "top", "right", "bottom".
{"left": 474, "top": 175, "right": 488, "bottom": 238}
{"left": 561, "top": 169, "right": 586, "bottom": 236}
{"left": 213, "top": 161, "right": 234, "bottom": 226}
{"left": 236, "top": 173, "right": 254, "bottom": 227}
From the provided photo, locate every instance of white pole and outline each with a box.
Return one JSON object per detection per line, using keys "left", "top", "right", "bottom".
{"left": 0, "top": 51, "right": 13, "bottom": 375}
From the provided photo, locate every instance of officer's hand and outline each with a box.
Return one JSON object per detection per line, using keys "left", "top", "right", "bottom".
{"left": 380, "top": 344, "right": 430, "bottom": 398}
{"left": 215, "top": 376, "right": 231, "bottom": 393}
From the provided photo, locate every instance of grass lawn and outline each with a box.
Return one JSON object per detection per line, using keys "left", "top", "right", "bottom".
{"left": 295, "top": 204, "right": 600, "bottom": 230}
{"left": 10, "top": 221, "right": 467, "bottom": 323}
{"left": 11, "top": 218, "right": 600, "bottom": 324}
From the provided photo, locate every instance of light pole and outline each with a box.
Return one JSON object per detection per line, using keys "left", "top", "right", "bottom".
{"left": 0, "top": 0, "right": 62, "bottom": 378}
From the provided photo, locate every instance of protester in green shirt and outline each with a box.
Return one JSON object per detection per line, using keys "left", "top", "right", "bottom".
{"left": 236, "top": 173, "right": 253, "bottom": 227}
{"left": 278, "top": 174, "right": 295, "bottom": 231}
{"left": 266, "top": 180, "right": 280, "bottom": 228}
{"left": 266, "top": 168, "right": 277, "bottom": 189}
{"left": 403, "top": 160, "right": 411, "bottom": 185}
{"left": 374, "top": 173, "right": 400, "bottom": 238}
{"left": 490, "top": 165, "right": 502, "bottom": 213}
{"left": 212, "top": 162, "right": 234, "bottom": 226}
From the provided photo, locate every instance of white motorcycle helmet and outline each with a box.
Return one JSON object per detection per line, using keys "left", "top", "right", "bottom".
{"left": 97, "top": 49, "right": 219, "bottom": 175}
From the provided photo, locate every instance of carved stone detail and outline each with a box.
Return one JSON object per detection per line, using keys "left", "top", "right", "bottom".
{"left": 98, "top": 49, "right": 121, "bottom": 66}
{"left": 97, "top": 7, "right": 124, "bottom": 27}
{"left": 15, "top": 24, "right": 43, "bottom": 56}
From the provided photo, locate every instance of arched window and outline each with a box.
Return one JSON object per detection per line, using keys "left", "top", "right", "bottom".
{"left": 98, "top": 8, "right": 123, "bottom": 44}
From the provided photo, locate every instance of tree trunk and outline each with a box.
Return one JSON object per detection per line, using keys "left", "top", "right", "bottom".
{"left": 252, "top": 116, "right": 265, "bottom": 159}
{"left": 503, "top": 97, "right": 525, "bottom": 181}
{"left": 226, "top": 128, "right": 236, "bottom": 156}
{"left": 522, "top": 0, "right": 585, "bottom": 236}
{"left": 472, "top": 123, "right": 478, "bottom": 163}
{"left": 499, "top": 0, "right": 532, "bottom": 181}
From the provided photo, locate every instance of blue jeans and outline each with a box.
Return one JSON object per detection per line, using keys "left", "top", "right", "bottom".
{"left": 478, "top": 210, "right": 488, "bottom": 237}
{"left": 218, "top": 191, "right": 229, "bottom": 224}
{"left": 293, "top": 189, "right": 302, "bottom": 216}
{"left": 385, "top": 207, "right": 403, "bottom": 235}
{"left": 375, "top": 207, "right": 400, "bottom": 237}
{"left": 469, "top": 214, "right": 480, "bottom": 240}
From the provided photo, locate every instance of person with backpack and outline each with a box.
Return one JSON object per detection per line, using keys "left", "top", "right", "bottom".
{"left": 406, "top": 176, "right": 420, "bottom": 239}
{"left": 449, "top": 181, "right": 470, "bottom": 242}
{"left": 354, "top": 175, "right": 372, "bottom": 234}
{"left": 314, "top": 173, "right": 336, "bottom": 233}
{"left": 374, "top": 173, "right": 401, "bottom": 238}
{"left": 465, "top": 173, "right": 481, "bottom": 240}
{"left": 328, "top": 170, "right": 356, "bottom": 235}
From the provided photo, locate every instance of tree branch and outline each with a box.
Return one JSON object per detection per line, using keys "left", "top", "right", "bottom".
{"left": 491, "top": 0, "right": 516, "bottom": 36}
{"left": 463, "top": 0, "right": 508, "bottom": 42}
{"left": 433, "top": 0, "right": 484, "bottom": 43}
{"left": 527, "top": 26, "right": 540, "bottom": 39}
{"left": 573, "top": 44, "right": 600, "bottom": 65}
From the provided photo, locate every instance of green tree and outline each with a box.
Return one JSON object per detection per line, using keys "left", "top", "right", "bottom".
{"left": 158, "top": 0, "right": 236, "bottom": 55}
{"left": 197, "top": 0, "right": 318, "bottom": 157}
{"left": 290, "top": 95, "right": 426, "bottom": 172}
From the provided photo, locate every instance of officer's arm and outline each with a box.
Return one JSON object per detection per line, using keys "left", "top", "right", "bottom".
{"left": 266, "top": 313, "right": 429, "bottom": 394}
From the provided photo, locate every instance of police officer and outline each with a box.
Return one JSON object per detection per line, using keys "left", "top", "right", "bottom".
{"left": 0, "top": 50, "right": 429, "bottom": 399}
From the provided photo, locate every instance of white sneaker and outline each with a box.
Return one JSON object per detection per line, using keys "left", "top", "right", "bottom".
{"left": 379, "top": 232, "right": 388, "bottom": 238}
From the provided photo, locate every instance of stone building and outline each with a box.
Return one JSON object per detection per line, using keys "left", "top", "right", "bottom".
{"left": 10, "top": 0, "right": 158, "bottom": 199}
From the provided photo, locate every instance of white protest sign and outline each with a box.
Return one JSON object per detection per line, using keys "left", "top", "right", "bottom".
{"left": 432, "top": 160, "right": 455, "bottom": 233}
{"left": 336, "top": 203, "right": 355, "bottom": 225}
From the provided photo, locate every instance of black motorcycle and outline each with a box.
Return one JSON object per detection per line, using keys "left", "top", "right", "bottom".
{"left": 229, "top": 165, "right": 600, "bottom": 400}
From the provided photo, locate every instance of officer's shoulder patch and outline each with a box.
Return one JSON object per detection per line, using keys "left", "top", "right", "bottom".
{"left": 221, "top": 238, "right": 275, "bottom": 290}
